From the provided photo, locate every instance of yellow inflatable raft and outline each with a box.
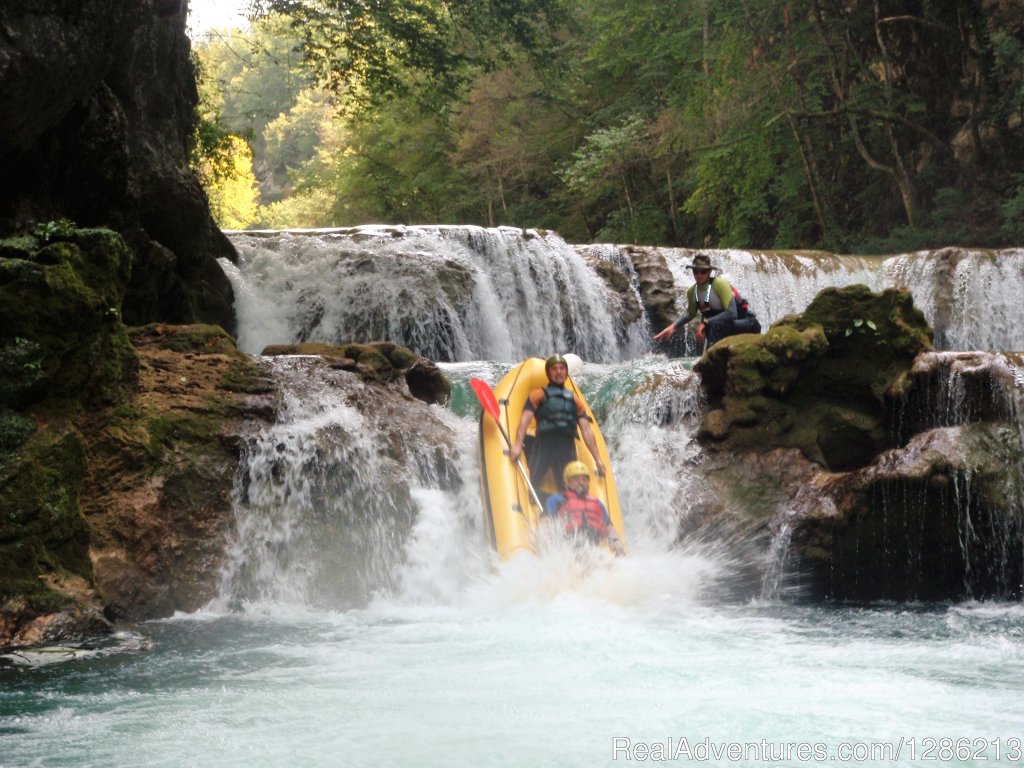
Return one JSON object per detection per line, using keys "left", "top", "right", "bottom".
{"left": 477, "top": 357, "right": 625, "bottom": 559}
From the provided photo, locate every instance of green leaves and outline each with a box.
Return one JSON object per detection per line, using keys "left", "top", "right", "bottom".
{"left": 32, "top": 219, "right": 76, "bottom": 243}
{"left": 260, "top": 0, "right": 566, "bottom": 104}
{"left": 196, "top": 0, "right": 1024, "bottom": 246}
{"left": 845, "top": 318, "right": 878, "bottom": 337}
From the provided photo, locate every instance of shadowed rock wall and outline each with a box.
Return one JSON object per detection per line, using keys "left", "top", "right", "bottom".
{"left": 0, "top": 0, "right": 234, "bottom": 331}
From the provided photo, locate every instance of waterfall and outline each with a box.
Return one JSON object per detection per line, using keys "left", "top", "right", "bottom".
{"left": 215, "top": 356, "right": 465, "bottom": 610}
{"left": 222, "top": 230, "right": 1024, "bottom": 360}
{"left": 882, "top": 248, "right": 1024, "bottom": 352}
{"left": 832, "top": 351, "right": 1024, "bottom": 601}
{"left": 212, "top": 229, "right": 1024, "bottom": 609}
{"left": 221, "top": 226, "right": 634, "bottom": 363}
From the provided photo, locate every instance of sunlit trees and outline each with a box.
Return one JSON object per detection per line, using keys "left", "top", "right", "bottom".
{"left": 198, "top": 135, "right": 261, "bottom": 229}
{"left": 191, "top": 0, "right": 1024, "bottom": 249}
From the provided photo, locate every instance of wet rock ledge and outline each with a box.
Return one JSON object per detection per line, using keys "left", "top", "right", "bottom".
{"left": 678, "top": 285, "right": 1024, "bottom": 602}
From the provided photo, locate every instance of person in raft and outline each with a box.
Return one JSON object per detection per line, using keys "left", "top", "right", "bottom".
{"left": 508, "top": 354, "right": 606, "bottom": 501}
{"left": 652, "top": 253, "right": 761, "bottom": 348}
{"left": 543, "top": 461, "right": 624, "bottom": 554}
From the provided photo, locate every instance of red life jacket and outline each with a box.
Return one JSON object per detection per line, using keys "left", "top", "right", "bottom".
{"left": 560, "top": 490, "right": 609, "bottom": 538}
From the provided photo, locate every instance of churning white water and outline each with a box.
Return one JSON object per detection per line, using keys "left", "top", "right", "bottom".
{"left": 2, "top": 360, "right": 1023, "bottom": 767}
{"left": 221, "top": 229, "right": 1024, "bottom": 357}
{"left": 3, "top": 230, "right": 1024, "bottom": 766}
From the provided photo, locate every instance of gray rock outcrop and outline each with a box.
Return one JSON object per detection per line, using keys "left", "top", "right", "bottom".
{"left": 0, "top": 0, "right": 234, "bottom": 330}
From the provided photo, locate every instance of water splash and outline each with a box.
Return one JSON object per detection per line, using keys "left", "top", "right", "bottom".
{"left": 585, "top": 357, "right": 706, "bottom": 552}
{"left": 760, "top": 519, "right": 795, "bottom": 601}
{"left": 222, "top": 226, "right": 630, "bottom": 363}
{"left": 215, "top": 357, "right": 445, "bottom": 611}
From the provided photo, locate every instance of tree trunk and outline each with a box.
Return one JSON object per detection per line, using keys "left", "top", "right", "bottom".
{"left": 665, "top": 165, "right": 679, "bottom": 243}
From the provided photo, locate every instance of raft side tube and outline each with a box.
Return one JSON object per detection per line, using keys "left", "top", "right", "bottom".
{"left": 479, "top": 357, "right": 625, "bottom": 558}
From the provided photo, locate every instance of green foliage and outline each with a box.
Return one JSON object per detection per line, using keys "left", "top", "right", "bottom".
{"left": 0, "top": 409, "right": 35, "bottom": 453}
{"left": 199, "top": 135, "right": 261, "bottom": 229}
{"left": 197, "top": 0, "right": 1024, "bottom": 248}
{"left": 560, "top": 117, "right": 647, "bottom": 194}
{"left": 0, "top": 338, "right": 44, "bottom": 408}
{"left": 32, "top": 219, "right": 76, "bottom": 243}
{"left": 1000, "top": 175, "right": 1024, "bottom": 243}
{"left": 258, "top": 0, "right": 567, "bottom": 105}
{"left": 594, "top": 203, "right": 669, "bottom": 246}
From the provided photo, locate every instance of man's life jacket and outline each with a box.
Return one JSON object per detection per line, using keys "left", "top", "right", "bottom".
{"left": 536, "top": 385, "right": 578, "bottom": 435}
{"left": 560, "top": 489, "right": 609, "bottom": 541}
{"left": 696, "top": 278, "right": 754, "bottom": 320}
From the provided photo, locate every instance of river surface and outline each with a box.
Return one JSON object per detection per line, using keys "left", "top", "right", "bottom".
{"left": 3, "top": 360, "right": 1023, "bottom": 767}
{"left": 2, "top": 591, "right": 1023, "bottom": 766}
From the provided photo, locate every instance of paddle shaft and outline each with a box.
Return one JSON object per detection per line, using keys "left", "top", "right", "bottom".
{"left": 469, "top": 378, "right": 545, "bottom": 514}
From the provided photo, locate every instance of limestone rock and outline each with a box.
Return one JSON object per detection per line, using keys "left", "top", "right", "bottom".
{"left": 261, "top": 342, "right": 451, "bottom": 405}
{"left": 792, "top": 422, "right": 1024, "bottom": 601}
{"left": 694, "top": 285, "right": 932, "bottom": 470}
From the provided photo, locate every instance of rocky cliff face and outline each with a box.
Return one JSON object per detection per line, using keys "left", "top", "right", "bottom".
{"left": 0, "top": 226, "right": 274, "bottom": 648}
{"left": 0, "top": 0, "right": 234, "bottom": 330}
{"left": 673, "top": 286, "right": 1024, "bottom": 602}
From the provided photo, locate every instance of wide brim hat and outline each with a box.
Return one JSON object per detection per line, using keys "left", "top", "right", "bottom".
{"left": 685, "top": 253, "right": 718, "bottom": 272}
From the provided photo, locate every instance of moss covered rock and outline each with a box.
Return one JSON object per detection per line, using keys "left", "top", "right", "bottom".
{"left": 0, "top": 2, "right": 235, "bottom": 331}
{"left": 79, "top": 325, "right": 273, "bottom": 623}
{"left": 695, "top": 285, "right": 933, "bottom": 470}
{"left": 0, "top": 228, "right": 143, "bottom": 648}
{"left": 0, "top": 228, "right": 137, "bottom": 408}
{"left": 0, "top": 227, "right": 265, "bottom": 650}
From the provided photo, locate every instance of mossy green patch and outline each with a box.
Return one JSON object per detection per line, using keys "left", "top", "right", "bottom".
{"left": 0, "top": 428, "right": 92, "bottom": 605}
{"left": 0, "top": 227, "right": 137, "bottom": 408}
{"left": 696, "top": 285, "right": 933, "bottom": 471}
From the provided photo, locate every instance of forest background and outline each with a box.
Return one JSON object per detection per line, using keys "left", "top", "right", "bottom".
{"left": 193, "top": 0, "right": 1024, "bottom": 253}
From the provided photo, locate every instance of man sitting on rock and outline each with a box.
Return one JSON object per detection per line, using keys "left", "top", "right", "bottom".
{"left": 653, "top": 253, "right": 761, "bottom": 349}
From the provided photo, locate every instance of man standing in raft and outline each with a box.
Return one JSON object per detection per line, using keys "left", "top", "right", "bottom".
{"left": 653, "top": 253, "right": 761, "bottom": 348}
{"left": 544, "top": 461, "right": 624, "bottom": 554}
{"left": 508, "top": 354, "right": 606, "bottom": 499}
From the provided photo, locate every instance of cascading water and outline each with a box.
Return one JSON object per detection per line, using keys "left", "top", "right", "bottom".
{"left": 843, "top": 351, "right": 1024, "bottom": 602}
{"left": 221, "top": 226, "right": 636, "bottom": 363}
{"left": 214, "top": 355, "right": 475, "bottom": 611}
{"left": 223, "top": 229, "right": 1024, "bottom": 356}
{"left": 882, "top": 248, "right": 1024, "bottom": 352}
{"left": 4, "top": 229, "right": 1024, "bottom": 767}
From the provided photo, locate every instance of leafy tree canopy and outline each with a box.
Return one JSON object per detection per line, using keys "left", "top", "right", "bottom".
{"left": 194, "top": 0, "right": 1024, "bottom": 251}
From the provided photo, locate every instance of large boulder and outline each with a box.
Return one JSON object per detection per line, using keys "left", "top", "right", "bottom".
{"left": 0, "top": 0, "right": 234, "bottom": 331}
{"left": 0, "top": 315, "right": 274, "bottom": 649}
{"left": 81, "top": 324, "right": 275, "bottom": 621}
{"left": 695, "top": 285, "right": 933, "bottom": 470}
{"left": 678, "top": 285, "right": 1023, "bottom": 601}
{"left": 794, "top": 420, "right": 1024, "bottom": 602}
